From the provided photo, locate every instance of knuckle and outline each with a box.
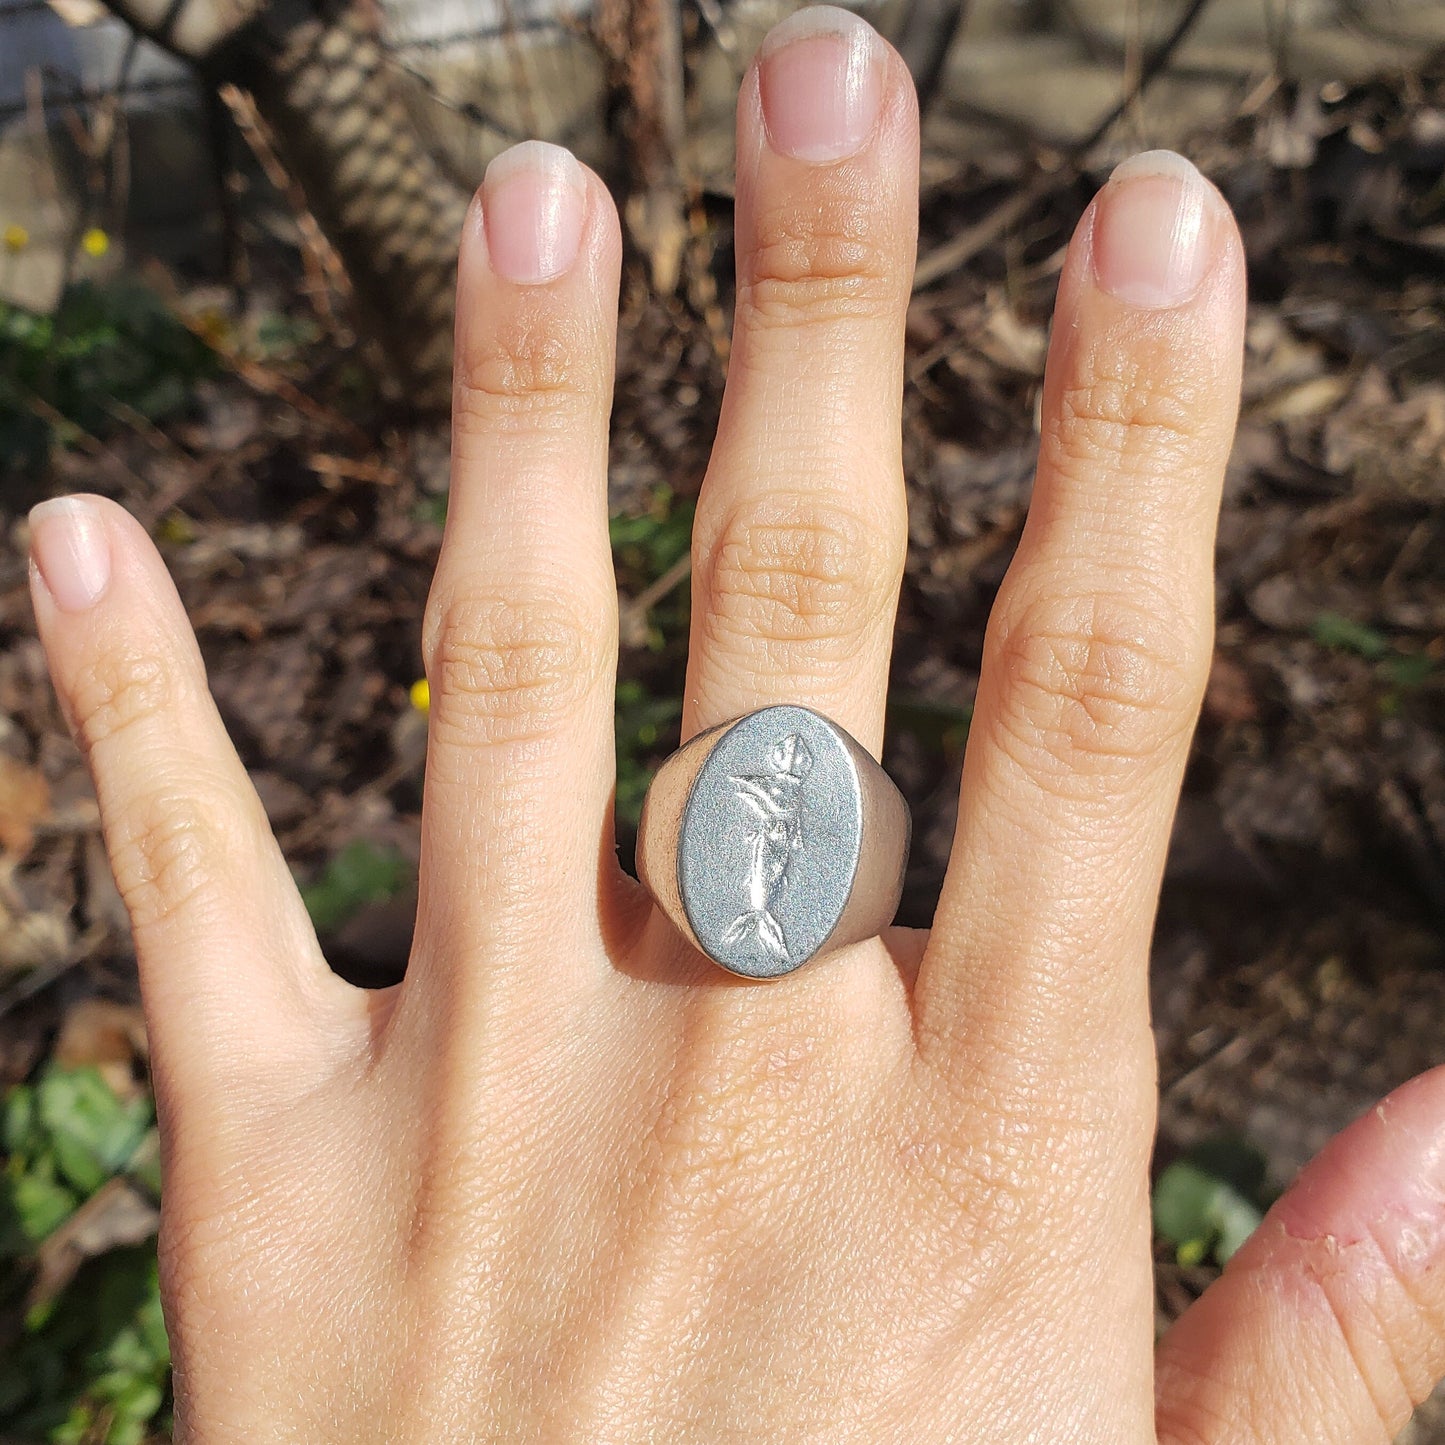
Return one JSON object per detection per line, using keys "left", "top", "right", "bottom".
{"left": 1154, "top": 1360, "right": 1249, "bottom": 1445}
{"left": 453, "top": 312, "right": 592, "bottom": 433}
{"left": 741, "top": 201, "right": 900, "bottom": 331}
{"left": 1345, "top": 1220, "right": 1445, "bottom": 1422}
{"left": 990, "top": 588, "right": 1204, "bottom": 780}
{"left": 1303, "top": 1258, "right": 1414, "bottom": 1439}
{"left": 70, "top": 645, "right": 173, "bottom": 755}
{"left": 425, "top": 590, "right": 607, "bottom": 748}
{"left": 1046, "top": 343, "right": 1204, "bottom": 479}
{"left": 110, "top": 785, "right": 233, "bottom": 934}
{"left": 701, "top": 500, "right": 900, "bottom": 671}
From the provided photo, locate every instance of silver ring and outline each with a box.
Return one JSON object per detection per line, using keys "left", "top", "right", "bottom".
{"left": 636, "top": 705, "right": 911, "bottom": 979}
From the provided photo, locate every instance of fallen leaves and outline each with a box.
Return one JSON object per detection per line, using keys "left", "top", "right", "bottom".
{"left": 0, "top": 754, "right": 49, "bottom": 866}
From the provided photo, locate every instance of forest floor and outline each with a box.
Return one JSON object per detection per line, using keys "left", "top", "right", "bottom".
{"left": 0, "top": 37, "right": 1443, "bottom": 1445}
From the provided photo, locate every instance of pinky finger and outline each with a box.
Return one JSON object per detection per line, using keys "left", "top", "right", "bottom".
{"left": 28, "top": 496, "right": 346, "bottom": 1105}
{"left": 1156, "top": 1066, "right": 1445, "bottom": 1444}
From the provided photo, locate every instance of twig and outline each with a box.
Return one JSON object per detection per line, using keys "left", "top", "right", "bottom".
{"left": 593, "top": 0, "right": 689, "bottom": 292}
{"left": 498, "top": 0, "right": 540, "bottom": 139}
{"left": 309, "top": 452, "right": 400, "bottom": 488}
{"left": 217, "top": 82, "right": 354, "bottom": 337}
{"left": 0, "top": 925, "right": 109, "bottom": 1022}
{"left": 619, "top": 552, "right": 692, "bottom": 649}
{"left": 912, "top": 0, "right": 1218, "bottom": 290}
{"left": 691, "top": 0, "right": 742, "bottom": 69}
{"left": 913, "top": 182, "right": 1047, "bottom": 290}
{"left": 892, "top": 0, "right": 972, "bottom": 117}
{"left": 20, "top": 389, "right": 151, "bottom": 495}
{"left": 143, "top": 263, "right": 370, "bottom": 448}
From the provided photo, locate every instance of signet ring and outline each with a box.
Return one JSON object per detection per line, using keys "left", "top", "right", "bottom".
{"left": 636, "top": 705, "right": 911, "bottom": 979}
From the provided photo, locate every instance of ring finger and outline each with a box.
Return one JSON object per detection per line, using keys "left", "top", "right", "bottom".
{"left": 683, "top": 6, "right": 918, "bottom": 757}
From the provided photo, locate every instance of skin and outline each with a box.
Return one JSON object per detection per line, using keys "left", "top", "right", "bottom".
{"left": 26, "top": 15, "right": 1445, "bottom": 1443}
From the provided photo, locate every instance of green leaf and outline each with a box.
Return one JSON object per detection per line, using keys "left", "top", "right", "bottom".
{"left": 300, "top": 840, "right": 410, "bottom": 935}
{"left": 4, "top": 1082, "right": 39, "bottom": 1157}
{"left": 1154, "top": 1154, "right": 1266, "bottom": 1268}
{"left": 1184, "top": 1135, "right": 1269, "bottom": 1200}
{"left": 35, "top": 1069, "right": 153, "bottom": 1198}
{"left": 1214, "top": 1184, "right": 1264, "bottom": 1263}
{"left": 610, "top": 489, "right": 695, "bottom": 582}
{"left": 3, "top": 1166, "right": 79, "bottom": 1252}
{"left": 887, "top": 695, "right": 973, "bottom": 754}
{"left": 412, "top": 494, "right": 449, "bottom": 527}
{"left": 0, "top": 279, "right": 214, "bottom": 479}
{"left": 1153, "top": 1161, "right": 1221, "bottom": 1245}
{"left": 0, "top": 1240, "right": 169, "bottom": 1440}
{"left": 1311, "top": 612, "right": 1388, "bottom": 660}
{"left": 1382, "top": 652, "right": 1436, "bottom": 689}
{"left": 614, "top": 680, "right": 682, "bottom": 829}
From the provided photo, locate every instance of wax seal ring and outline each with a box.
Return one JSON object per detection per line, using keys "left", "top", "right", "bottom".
{"left": 636, "top": 705, "right": 911, "bottom": 978}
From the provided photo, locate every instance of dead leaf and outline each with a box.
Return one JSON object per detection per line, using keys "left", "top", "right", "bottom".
{"left": 0, "top": 902, "right": 69, "bottom": 974}
{"left": 27, "top": 1176, "right": 160, "bottom": 1315}
{"left": 1260, "top": 374, "right": 1350, "bottom": 423}
{"left": 54, "top": 998, "right": 148, "bottom": 1100}
{"left": 980, "top": 300, "right": 1047, "bottom": 376}
{"left": 46, "top": 0, "right": 107, "bottom": 26}
{"left": 0, "top": 755, "right": 51, "bottom": 863}
{"left": 1204, "top": 653, "right": 1259, "bottom": 726}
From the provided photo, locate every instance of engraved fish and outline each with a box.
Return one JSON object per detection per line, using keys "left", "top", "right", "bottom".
{"left": 721, "top": 733, "right": 813, "bottom": 963}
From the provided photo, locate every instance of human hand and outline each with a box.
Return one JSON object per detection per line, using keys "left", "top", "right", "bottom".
{"left": 27, "top": 8, "right": 1445, "bottom": 1440}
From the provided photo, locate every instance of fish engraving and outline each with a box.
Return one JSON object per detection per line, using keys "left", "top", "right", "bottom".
{"left": 721, "top": 733, "right": 813, "bottom": 963}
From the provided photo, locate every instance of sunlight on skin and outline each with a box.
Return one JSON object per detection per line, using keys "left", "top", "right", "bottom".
{"left": 24, "top": 7, "right": 1445, "bottom": 1441}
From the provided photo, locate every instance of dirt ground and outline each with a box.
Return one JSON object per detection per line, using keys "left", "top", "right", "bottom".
{"left": 0, "top": 30, "right": 1443, "bottom": 1445}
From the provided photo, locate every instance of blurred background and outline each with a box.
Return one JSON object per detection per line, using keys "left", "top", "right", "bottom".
{"left": 0, "top": 0, "right": 1442, "bottom": 1438}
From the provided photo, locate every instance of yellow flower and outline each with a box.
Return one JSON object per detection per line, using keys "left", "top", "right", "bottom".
{"left": 195, "top": 307, "right": 231, "bottom": 346}
{"left": 409, "top": 678, "right": 430, "bottom": 714}
{"left": 1175, "top": 1236, "right": 1209, "bottom": 1269}
{"left": 81, "top": 227, "right": 110, "bottom": 258}
{"left": 157, "top": 511, "right": 195, "bottom": 545}
{"left": 2, "top": 224, "right": 28, "bottom": 253}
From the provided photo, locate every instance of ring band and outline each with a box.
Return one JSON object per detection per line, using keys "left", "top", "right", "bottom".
{"left": 636, "top": 705, "right": 911, "bottom": 978}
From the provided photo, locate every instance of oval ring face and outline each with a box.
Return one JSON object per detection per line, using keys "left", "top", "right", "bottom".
{"left": 677, "top": 705, "right": 863, "bottom": 978}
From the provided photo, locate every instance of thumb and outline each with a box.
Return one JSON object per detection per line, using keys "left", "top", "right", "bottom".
{"left": 1156, "top": 1065, "right": 1445, "bottom": 1443}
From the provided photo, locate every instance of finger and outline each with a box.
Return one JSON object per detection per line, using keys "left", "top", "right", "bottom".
{"left": 682, "top": 7, "right": 917, "bottom": 756}
{"left": 413, "top": 142, "right": 623, "bottom": 986}
{"left": 1157, "top": 1066, "right": 1445, "bottom": 1443}
{"left": 28, "top": 496, "right": 337, "bottom": 1095}
{"left": 915, "top": 152, "right": 1246, "bottom": 1091}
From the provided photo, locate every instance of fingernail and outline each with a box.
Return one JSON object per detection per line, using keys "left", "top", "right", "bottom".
{"left": 1092, "top": 150, "right": 1217, "bottom": 308}
{"left": 29, "top": 496, "right": 111, "bottom": 613}
{"left": 482, "top": 140, "right": 586, "bottom": 285}
{"left": 759, "top": 5, "right": 884, "bottom": 164}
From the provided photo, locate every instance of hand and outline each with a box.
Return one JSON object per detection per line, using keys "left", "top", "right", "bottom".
{"left": 27, "top": 8, "right": 1445, "bottom": 1440}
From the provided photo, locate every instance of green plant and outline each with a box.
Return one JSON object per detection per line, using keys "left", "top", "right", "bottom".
{"left": 300, "top": 839, "right": 412, "bottom": 935}
{"left": 1153, "top": 1137, "right": 1271, "bottom": 1269}
{"left": 1311, "top": 611, "right": 1390, "bottom": 660}
{"left": 610, "top": 487, "right": 693, "bottom": 830}
{"left": 1, "top": 1067, "right": 169, "bottom": 1443}
{"left": 1311, "top": 611, "right": 1438, "bottom": 712}
{"left": 886, "top": 695, "right": 972, "bottom": 756}
{"left": 0, "top": 279, "right": 214, "bottom": 478}
{"left": 614, "top": 679, "right": 683, "bottom": 829}
{"left": 609, "top": 487, "right": 694, "bottom": 589}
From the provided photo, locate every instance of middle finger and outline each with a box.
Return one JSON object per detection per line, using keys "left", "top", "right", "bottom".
{"left": 683, "top": 7, "right": 918, "bottom": 757}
